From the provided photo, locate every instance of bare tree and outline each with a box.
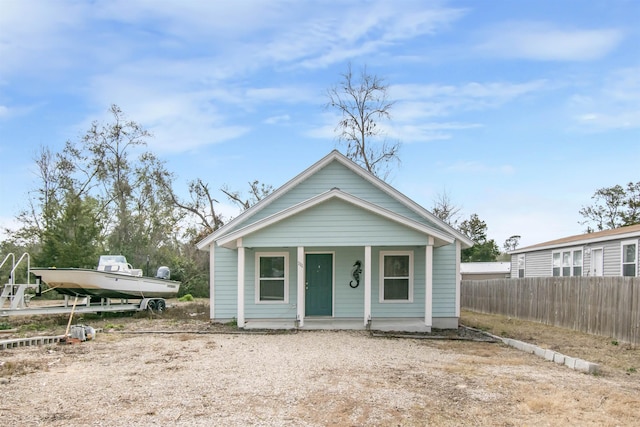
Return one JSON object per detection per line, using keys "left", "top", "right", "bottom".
{"left": 431, "top": 189, "right": 463, "bottom": 227}
{"left": 326, "top": 63, "right": 400, "bottom": 179}
{"left": 168, "top": 178, "right": 225, "bottom": 242}
{"left": 221, "top": 180, "right": 274, "bottom": 211}
{"left": 168, "top": 179, "right": 273, "bottom": 243}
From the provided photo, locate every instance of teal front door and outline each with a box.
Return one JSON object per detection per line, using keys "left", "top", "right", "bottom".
{"left": 305, "top": 253, "right": 333, "bottom": 316}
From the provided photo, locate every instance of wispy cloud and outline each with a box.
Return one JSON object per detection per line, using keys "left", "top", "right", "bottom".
{"left": 0, "top": 1, "right": 468, "bottom": 155}
{"left": 392, "top": 80, "right": 549, "bottom": 116}
{"left": 389, "top": 122, "right": 483, "bottom": 142}
{"left": 293, "top": 3, "right": 467, "bottom": 69}
{"left": 476, "top": 22, "right": 624, "bottom": 61}
{"left": 569, "top": 66, "right": 640, "bottom": 130}
{"left": 82, "top": 71, "right": 250, "bottom": 153}
{"left": 264, "top": 114, "right": 291, "bottom": 125}
{"left": 446, "top": 161, "right": 515, "bottom": 175}
{"left": 384, "top": 80, "right": 547, "bottom": 141}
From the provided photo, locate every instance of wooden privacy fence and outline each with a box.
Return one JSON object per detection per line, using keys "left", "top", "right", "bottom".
{"left": 461, "top": 277, "right": 640, "bottom": 345}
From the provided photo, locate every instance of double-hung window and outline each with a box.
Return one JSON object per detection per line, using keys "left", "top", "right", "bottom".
{"left": 517, "top": 254, "right": 525, "bottom": 278}
{"left": 256, "top": 252, "right": 288, "bottom": 303}
{"left": 622, "top": 240, "right": 637, "bottom": 277}
{"left": 552, "top": 248, "right": 583, "bottom": 277}
{"left": 379, "top": 251, "right": 413, "bottom": 302}
{"left": 572, "top": 250, "right": 582, "bottom": 276}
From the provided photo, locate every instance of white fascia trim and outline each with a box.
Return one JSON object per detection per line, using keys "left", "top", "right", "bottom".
{"left": 197, "top": 150, "right": 473, "bottom": 250}
{"left": 196, "top": 151, "right": 345, "bottom": 250}
{"left": 317, "top": 152, "right": 472, "bottom": 248}
{"left": 340, "top": 161, "right": 474, "bottom": 248}
{"left": 216, "top": 189, "right": 456, "bottom": 249}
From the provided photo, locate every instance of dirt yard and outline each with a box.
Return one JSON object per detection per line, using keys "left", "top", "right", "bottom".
{"left": 0, "top": 301, "right": 638, "bottom": 426}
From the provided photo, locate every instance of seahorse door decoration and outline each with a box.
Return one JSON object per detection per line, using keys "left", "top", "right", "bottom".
{"left": 349, "top": 260, "right": 362, "bottom": 288}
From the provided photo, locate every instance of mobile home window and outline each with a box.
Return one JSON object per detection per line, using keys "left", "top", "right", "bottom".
{"left": 517, "top": 254, "right": 525, "bottom": 278}
{"left": 255, "top": 253, "right": 288, "bottom": 303}
{"left": 379, "top": 251, "right": 413, "bottom": 302}
{"left": 572, "top": 251, "right": 582, "bottom": 276}
{"left": 552, "top": 249, "right": 583, "bottom": 277}
{"left": 622, "top": 241, "right": 637, "bottom": 277}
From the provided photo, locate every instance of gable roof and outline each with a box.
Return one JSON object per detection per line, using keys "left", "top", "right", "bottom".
{"left": 510, "top": 223, "right": 640, "bottom": 254}
{"left": 216, "top": 188, "right": 456, "bottom": 249}
{"left": 196, "top": 150, "right": 473, "bottom": 250}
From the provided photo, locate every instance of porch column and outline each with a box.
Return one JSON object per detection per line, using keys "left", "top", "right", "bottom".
{"left": 237, "top": 239, "right": 245, "bottom": 328}
{"left": 425, "top": 237, "right": 434, "bottom": 327}
{"left": 297, "top": 246, "right": 305, "bottom": 327}
{"left": 364, "top": 245, "right": 372, "bottom": 326}
{"left": 455, "top": 240, "right": 461, "bottom": 318}
{"left": 209, "top": 244, "right": 215, "bottom": 320}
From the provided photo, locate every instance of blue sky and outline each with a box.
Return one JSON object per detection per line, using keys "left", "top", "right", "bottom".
{"left": 1, "top": 0, "right": 639, "bottom": 248}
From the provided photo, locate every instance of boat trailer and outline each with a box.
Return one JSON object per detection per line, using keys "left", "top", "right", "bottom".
{"left": 0, "top": 253, "right": 169, "bottom": 317}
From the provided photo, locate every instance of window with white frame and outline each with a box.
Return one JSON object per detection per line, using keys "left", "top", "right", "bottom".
{"left": 552, "top": 248, "right": 583, "bottom": 277}
{"left": 517, "top": 254, "right": 525, "bottom": 278}
{"left": 379, "top": 251, "right": 413, "bottom": 302}
{"left": 572, "top": 250, "right": 582, "bottom": 276}
{"left": 255, "top": 252, "right": 288, "bottom": 303}
{"left": 622, "top": 240, "right": 637, "bottom": 277}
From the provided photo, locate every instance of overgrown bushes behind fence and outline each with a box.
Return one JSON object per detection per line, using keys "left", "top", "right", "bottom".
{"left": 461, "top": 277, "right": 640, "bottom": 345}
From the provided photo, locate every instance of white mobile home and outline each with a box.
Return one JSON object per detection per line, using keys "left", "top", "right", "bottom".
{"left": 509, "top": 224, "right": 640, "bottom": 278}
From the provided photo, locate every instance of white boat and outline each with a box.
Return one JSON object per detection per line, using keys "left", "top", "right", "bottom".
{"left": 30, "top": 255, "right": 181, "bottom": 299}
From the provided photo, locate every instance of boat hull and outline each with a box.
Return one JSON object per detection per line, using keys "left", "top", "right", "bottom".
{"left": 30, "top": 268, "right": 181, "bottom": 299}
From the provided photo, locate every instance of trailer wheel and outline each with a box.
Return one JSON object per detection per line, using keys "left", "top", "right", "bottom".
{"left": 147, "top": 299, "right": 157, "bottom": 312}
{"left": 156, "top": 299, "right": 166, "bottom": 313}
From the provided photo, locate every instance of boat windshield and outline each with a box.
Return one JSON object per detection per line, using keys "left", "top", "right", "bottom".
{"left": 99, "top": 255, "right": 127, "bottom": 265}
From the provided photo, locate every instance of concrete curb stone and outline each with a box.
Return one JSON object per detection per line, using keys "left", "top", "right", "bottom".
{"left": 477, "top": 329, "right": 600, "bottom": 374}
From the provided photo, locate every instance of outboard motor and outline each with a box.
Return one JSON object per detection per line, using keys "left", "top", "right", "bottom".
{"left": 156, "top": 266, "right": 171, "bottom": 280}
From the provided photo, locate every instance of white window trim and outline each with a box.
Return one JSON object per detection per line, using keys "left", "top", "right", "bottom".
{"left": 551, "top": 247, "right": 583, "bottom": 277}
{"left": 255, "top": 252, "right": 289, "bottom": 304}
{"left": 379, "top": 250, "right": 414, "bottom": 303}
{"left": 621, "top": 239, "right": 638, "bottom": 277}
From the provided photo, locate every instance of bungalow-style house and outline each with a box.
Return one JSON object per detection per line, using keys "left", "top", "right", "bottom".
{"left": 509, "top": 224, "right": 640, "bottom": 278}
{"left": 196, "top": 150, "right": 473, "bottom": 331}
{"left": 460, "top": 262, "right": 511, "bottom": 280}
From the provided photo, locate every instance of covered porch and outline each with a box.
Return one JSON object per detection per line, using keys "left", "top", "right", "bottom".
{"left": 229, "top": 240, "right": 442, "bottom": 332}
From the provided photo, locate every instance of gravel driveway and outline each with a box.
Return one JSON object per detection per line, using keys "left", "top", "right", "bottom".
{"left": 1, "top": 326, "right": 638, "bottom": 426}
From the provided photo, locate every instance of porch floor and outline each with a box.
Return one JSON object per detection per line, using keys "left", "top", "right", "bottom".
{"left": 242, "top": 317, "right": 432, "bottom": 333}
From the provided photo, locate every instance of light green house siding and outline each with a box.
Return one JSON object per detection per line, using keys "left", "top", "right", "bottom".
{"left": 228, "top": 160, "right": 446, "bottom": 235}
{"left": 203, "top": 151, "right": 470, "bottom": 330}
{"left": 212, "top": 245, "right": 238, "bottom": 319}
{"left": 237, "top": 246, "right": 368, "bottom": 320}
{"left": 433, "top": 243, "right": 457, "bottom": 317}
{"left": 370, "top": 246, "right": 426, "bottom": 317}
{"left": 214, "top": 242, "right": 460, "bottom": 320}
{"left": 213, "top": 205, "right": 460, "bottom": 320}
{"left": 243, "top": 198, "right": 431, "bottom": 248}
{"left": 243, "top": 248, "right": 298, "bottom": 319}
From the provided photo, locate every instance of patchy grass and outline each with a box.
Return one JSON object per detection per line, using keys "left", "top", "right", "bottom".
{"left": 0, "top": 358, "right": 47, "bottom": 378}
{"left": 0, "top": 322, "right": 13, "bottom": 330}
{"left": 461, "top": 309, "right": 639, "bottom": 377}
